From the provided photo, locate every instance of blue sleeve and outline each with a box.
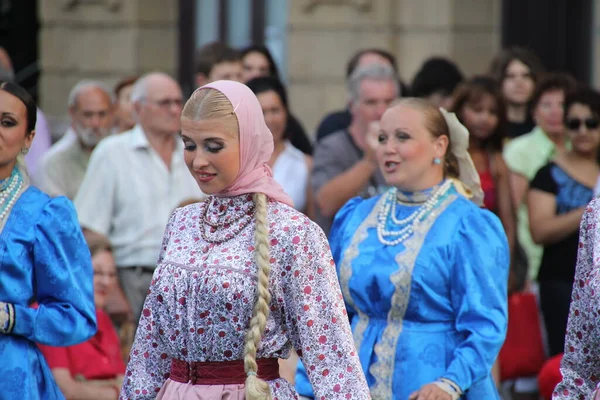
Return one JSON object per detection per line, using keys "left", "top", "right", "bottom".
{"left": 296, "top": 197, "right": 363, "bottom": 399}
{"left": 445, "top": 208, "right": 509, "bottom": 392}
{"left": 12, "top": 197, "right": 97, "bottom": 346}
{"left": 329, "top": 197, "right": 363, "bottom": 266}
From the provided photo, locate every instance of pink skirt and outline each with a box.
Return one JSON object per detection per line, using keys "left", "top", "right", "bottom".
{"left": 156, "top": 380, "right": 245, "bottom": 400}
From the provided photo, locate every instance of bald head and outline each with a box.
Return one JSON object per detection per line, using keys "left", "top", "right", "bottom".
{"left": 131, "top": 72, "right": 183, "bottom": 136}
{"left": 130, "top": 72, "right": 180, "bottom": 104}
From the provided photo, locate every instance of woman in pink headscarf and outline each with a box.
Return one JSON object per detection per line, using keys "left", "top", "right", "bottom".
{"left": 120, "top": 81, "right": 369, "bottom": 400}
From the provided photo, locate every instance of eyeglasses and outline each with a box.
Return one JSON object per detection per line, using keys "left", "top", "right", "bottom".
{"left": 145, "top": 98, "right": 183, "bottom": 109}
{"left": 565, "top": 117, "right": 600, "bottom": 131}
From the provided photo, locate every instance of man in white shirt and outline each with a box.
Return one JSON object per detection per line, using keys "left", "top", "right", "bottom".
{"left": 75, "top": 72, "right": 204, "bottom": 319}
{"left": 35, "top": 80, "right": 115, "bottom": 199}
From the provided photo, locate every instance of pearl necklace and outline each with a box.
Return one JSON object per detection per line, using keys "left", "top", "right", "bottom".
{"left": 377, "top": 180, "right": 452, "bottom": 246}
{"left": 0, "top": 169, "right": 23, "bottom": 222}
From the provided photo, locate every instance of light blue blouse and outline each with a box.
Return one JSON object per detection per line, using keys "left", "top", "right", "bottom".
{"left": 296, "top": 183, "right": 509, "bottom": 399}
{"left": 0, "top": 187, "right": 96, "bottom": 400}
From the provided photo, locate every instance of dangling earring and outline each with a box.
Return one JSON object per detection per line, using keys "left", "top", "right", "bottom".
{"left": 21, "top": 148, "right": 29, "bottom": 155}
{"left": 433, "top": 157, "right": 441, "bottom": 165}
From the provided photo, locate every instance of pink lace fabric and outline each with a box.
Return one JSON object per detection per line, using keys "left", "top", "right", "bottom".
{"left": 553, "top": 199, "right": 600, "bottom": 399}
{"left": 120, "top": 195, "right": 370, "bottom": 400}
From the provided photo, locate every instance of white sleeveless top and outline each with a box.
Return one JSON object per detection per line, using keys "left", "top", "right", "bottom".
{"left": 273, "top": 141, "right": 309, "bottom": 211}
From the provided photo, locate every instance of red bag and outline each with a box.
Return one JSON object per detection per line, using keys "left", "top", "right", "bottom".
{"left": 498, "top": 292, "right": 547, "bottom": 381}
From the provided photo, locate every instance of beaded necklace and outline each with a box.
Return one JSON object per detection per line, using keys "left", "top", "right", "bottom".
{"left": 0, "top": 168, "right": 23, "bottom": 222}
{"left": 200, "top": 196, "right": 255, "bottom": 244}
{"left": 376, "top": 180, "right": 452, "bottom": 246}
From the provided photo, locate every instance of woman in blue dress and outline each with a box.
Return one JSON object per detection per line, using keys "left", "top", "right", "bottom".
{"left": 0, "top": 81, "right": 96, "bottom": 399}
{"left": 296, "top": 98, "right": 509, "bottom": 399}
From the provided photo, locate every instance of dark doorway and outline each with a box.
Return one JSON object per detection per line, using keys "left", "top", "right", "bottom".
{"left": 502, "top": 0, "right": 593, "bottom": 83}
{"left": 0, "top": 0, "right": 40, "bottom": 100}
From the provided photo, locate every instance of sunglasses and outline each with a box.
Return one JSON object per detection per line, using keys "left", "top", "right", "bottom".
{"left": 565, "top": 117, "right": 600, "bottom": 131}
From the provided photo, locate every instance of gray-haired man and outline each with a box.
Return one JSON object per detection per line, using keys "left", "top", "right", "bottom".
{"left": 312, "top": 63, "right": 399, "bottom": 235}
{"left": 35, "top": 80, "right": 115, "bottom": 199}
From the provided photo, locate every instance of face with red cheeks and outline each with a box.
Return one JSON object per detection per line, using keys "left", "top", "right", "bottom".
{"left": 376, "top": 103, "right": 448, "bottom": 191}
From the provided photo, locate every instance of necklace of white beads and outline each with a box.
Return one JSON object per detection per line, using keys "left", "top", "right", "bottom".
{"left": 377, "top": 179, "right": 452, "bottom": 246}
{"left": 0, "top": 169, "right": 23, "bottom": 222}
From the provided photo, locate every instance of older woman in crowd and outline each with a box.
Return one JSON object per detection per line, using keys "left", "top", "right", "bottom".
{"left": 528, "top": 86, "right": 600, "bottom": 357}
{"left": 38, "top": 236, "right": 125, "bottom": 400}
{"left": 503, "top": 73, "right": 576, "bottom": 282}
{"left": 297, "top": 98, "right": 509, "bottom": 399}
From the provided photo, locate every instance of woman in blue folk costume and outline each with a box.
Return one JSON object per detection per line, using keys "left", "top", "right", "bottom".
{"left": 0, "top": 81, "right": 96, "bottom": 399}
{"left": 296, "top": 98, "right": 509, "bottom": 399}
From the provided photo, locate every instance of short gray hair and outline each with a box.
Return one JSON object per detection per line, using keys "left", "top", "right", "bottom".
{"left": 68, "top": 80, "right": 114, "bottom": 109}
{"left": 347, "top": 63, "right": 399, "bottom": 104}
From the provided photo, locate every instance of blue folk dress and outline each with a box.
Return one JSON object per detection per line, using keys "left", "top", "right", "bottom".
{"left": 296, "top": 181, "right": 509, "bottom": 399}
{"left": 0, "top": 181, "right": 96, "bottom": 400}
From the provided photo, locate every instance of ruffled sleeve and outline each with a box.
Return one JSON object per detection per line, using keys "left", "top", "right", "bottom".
{"left": 120, "top": 211, "right": 177, "bottom": 399}
{"left": 283, "top": 217, "right": 370, "bottom": 399}
{"left": 10, "top": 196, "right": 96, "bottom": 346}
{"left": 444, "top": 207, "right": 510, "bottom": 392}
{"left": 553, "top": 200, "right": 600, "bottom": 399}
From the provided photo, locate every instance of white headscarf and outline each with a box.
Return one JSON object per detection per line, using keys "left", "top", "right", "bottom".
{"left": 439, "top": 108, "right": 485, "bottom": 207}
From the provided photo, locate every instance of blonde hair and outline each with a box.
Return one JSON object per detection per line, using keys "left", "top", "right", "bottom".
{"left": 181, "top": 88, "right": 238, "bottom": 136}
{"left": 182, "top": 88, "right": 273, "bottom": 399}
{"left": 393, "top": 97, "right": 460, "bottom": 179}
{"left": 244, "top": 192, "right": 272, "bottom": 399}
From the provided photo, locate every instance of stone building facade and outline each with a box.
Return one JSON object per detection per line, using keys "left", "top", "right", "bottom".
{"left": 37, "top": 0, "right": 598, "bottom": 137}
{"left": 286, "top": 0, "right": 501, "bottom": 133}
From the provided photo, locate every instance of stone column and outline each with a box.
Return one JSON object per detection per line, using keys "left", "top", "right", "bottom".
{"left": 38, "top": 0, "right": 178, "bottom": 135}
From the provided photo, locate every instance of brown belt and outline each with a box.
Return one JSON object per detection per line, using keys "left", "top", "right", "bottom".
{"left": 169, "top": 358, "right": 280, "bottom": 385}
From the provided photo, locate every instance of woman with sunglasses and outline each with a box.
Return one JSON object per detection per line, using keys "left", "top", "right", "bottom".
{"left": 527, "top": 86, "right": 600, "bottom": 358}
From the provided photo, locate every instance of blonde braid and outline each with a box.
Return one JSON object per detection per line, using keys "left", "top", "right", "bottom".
{"left": 244, "top": 193, "right": 273, "bottom": 400}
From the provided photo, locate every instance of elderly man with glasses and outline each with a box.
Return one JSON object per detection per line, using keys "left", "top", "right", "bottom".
{"left": 74, "top": 72, "right": 204, "bottom": 323}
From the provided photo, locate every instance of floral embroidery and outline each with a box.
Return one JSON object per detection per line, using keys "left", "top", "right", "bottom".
{"left": 553, "top": 200, "right": 600, "bottom": 399}
{"left": 121, "top": 195, "right": 370, "bottom": 399}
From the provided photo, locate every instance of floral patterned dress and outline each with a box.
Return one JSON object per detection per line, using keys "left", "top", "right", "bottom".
{"left": 554, "top": 199, "right": 600, "bottom": 400}
{"left": 120, "top": 194, "right": 370, "bottom": 400}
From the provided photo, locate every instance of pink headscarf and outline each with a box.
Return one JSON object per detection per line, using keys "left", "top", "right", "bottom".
{"left": 201, "top": 80, "right": 294, "bottom": 207}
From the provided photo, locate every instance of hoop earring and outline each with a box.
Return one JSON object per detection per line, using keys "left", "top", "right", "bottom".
{"left": 21, "top": 148, "right": 29, "bottom": 155}
{"left": 433, "top": 157, "right": 441, "bottom": 165}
